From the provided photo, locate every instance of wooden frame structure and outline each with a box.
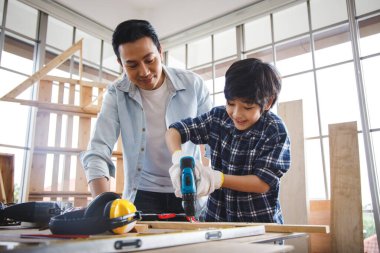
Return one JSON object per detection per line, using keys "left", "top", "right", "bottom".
{"left": 0, "top": 40, "right": 122, "bottom": 206}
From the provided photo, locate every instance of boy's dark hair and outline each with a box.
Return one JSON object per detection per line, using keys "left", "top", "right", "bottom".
{"left": 112, "top": 19, "right": 161, "bottom": 63}
{"left": 224, "top": 58, "right": 281, "bottom": 111}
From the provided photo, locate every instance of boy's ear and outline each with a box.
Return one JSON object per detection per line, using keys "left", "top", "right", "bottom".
{"left": 264, "top": 97, "right": 274, "bottom": 111}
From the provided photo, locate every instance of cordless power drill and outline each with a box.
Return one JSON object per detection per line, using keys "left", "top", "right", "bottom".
{"left": 180, "top": 156, "right": 196, "bottom": 219}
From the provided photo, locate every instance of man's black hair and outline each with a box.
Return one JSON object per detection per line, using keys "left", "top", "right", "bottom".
{"left": 112, "top": 19, "right": 161, "bottom": 63}
{"left": 224, "top": 58, "right": 281, "bottom": 112}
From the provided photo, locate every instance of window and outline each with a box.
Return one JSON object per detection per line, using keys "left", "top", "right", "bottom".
{"left": 188, "top": 36, "right": 212, "bottom": 68}
{"left": 314, "top": 24, "right": 352, "bottom": 67}
{"left": 244, "top": 16, "right": 272, "bottom": 51}
{"left": 273, "top": 3, "right": 309, "bottom": 42}
{"left": 6, "top": 1, "right": 37, "bottom": 39}
{"left": 310, "top": 0, "right": 348, "bottom": 30}
{"left": 214, "top": 28, "right": 236, "bottom": 60}
{"left": 167, "top": 45, "right": 186, "bottom": 69}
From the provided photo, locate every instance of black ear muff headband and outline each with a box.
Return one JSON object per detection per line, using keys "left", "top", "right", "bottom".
{"left": 49, "top": 192, "right": 141, "bottom": 235}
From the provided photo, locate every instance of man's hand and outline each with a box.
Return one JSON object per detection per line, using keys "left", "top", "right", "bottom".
{"left": 169, "top": 150, "right": 224, "bottom": 198}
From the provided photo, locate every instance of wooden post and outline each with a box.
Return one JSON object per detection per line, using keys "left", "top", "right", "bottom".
{"left": 278, "top": 100, "right": 309, "bottom": 252}
{"left": 29, "top": 80, "right": 53, "bottom": 201}
{"left": 74, "top": 85, "right": 92, "bottom": 206}
{"left": 0, "top": 154, "right": 14, "bottom": 203}
{"left": 329, "top": 122, "right": 363, "bottom": 253}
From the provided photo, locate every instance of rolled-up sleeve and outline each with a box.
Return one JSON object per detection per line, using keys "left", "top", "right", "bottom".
{"left": 253, "top": 131, "right": 291, "bottom": 189}
{"left": 80, "top": 85, "right": 120, "bottom": 182}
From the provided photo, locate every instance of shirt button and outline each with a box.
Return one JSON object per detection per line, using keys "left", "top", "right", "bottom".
{"left": 133, "top": 188, "right": 137, "bottom": 191}
{"left": 141, "top": 148, "right": 144, "bottom": 152}
{"left": 137, "top": 167, "right": 142, "bottom": 171}
{"left": 142, "top": 128, "right": 146, "bottom": 132}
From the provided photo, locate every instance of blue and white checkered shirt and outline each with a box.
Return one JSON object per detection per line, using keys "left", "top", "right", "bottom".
{"left": 169, "top": 106, "right": 291, "bottom": 223}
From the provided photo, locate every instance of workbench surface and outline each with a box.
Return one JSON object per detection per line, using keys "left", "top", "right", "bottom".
{"left": 0, "top": 224, "right": 306, "bottom": 253}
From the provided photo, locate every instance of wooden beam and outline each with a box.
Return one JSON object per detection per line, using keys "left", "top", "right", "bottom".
{"left": 2, "top": 97, "right": 99, "bottom": 115}
{"left": 41, "top": 75, "right": 109, "bottom": 88}
{"left": 1, "top": 40, "right": 83, "bottom": 100}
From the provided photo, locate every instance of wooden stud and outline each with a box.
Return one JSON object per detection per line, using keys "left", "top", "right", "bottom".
{"left": 62, "top": 83, "right": 76, "bottom": 199}
{"left": 28, "top": 80, "right": 53, "bottom": 201}
{"left": 74, "top": 85, "right": 92, "bottom": 206}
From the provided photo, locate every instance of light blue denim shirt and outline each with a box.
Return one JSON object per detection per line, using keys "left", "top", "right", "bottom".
{"left": 80, "top": 66, "right": 212, "bottom": 202}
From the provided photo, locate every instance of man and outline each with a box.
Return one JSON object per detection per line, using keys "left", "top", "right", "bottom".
{"left": 80, "top": 20, "right": 211, "bottom": 215}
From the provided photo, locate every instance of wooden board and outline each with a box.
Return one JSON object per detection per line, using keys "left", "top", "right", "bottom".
{"left": 278, "top": 100, "right": 309, "bottom": 252}
{"left": 28, "top": 80, "right": 52, "bottom": 201}
{"left": 139, "top": 221, "right": 329, "bottom": 234}
{"left": 0, "top": 153, "right": 14, "bottom": 203}
{"left": 329, "top": 122, "right": 363, "bottom": 253}
{"left": 309, "top": 200, "right": 331, "bottom": 253}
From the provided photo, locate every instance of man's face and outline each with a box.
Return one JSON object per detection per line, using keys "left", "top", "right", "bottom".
{"left": 226, "top": 99, "right": 269, "bottom": 131}
{"left": 118, "top": 37, "right": 164, "bottom": 90}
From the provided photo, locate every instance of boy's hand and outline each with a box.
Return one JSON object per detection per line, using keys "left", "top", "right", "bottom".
{"left": 169, "top": 150, "right": 224, "bottom": 198}
{"left": 169, "top": 150, "right": 201, "bottom": 198}
{"left": 195, "top": 165, "right": 224, "bottom": 197}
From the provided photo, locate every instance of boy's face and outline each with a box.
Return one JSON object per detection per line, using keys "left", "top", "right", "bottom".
{"left": 118, "top": 37, "right": 165, "bottom": 90}
{"left": 226, "top": 98, "right": 271, "bottom": 131}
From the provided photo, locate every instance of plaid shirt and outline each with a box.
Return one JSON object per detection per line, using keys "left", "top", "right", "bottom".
{"left": 170, "top": 106, "right": 291, "bottom": 223}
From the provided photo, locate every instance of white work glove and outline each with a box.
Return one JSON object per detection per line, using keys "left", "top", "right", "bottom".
{"left": 169, "top": 150, "right": 224, "bottom": 198}
{"left": 195, "top": 165, "right": 224, "bottom": 198}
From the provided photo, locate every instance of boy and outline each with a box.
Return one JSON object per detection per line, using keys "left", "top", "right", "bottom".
{"left": 165, "top": 58, "right": 291, "bottom": 223}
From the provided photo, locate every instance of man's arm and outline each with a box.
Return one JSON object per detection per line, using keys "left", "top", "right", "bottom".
{"left": 89, "top": 177, "right": 110, "bottom": 197}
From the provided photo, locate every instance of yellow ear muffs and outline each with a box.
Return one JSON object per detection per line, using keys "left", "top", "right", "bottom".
{"left": 108, "top": 199, "right": 138, "bottom": 234}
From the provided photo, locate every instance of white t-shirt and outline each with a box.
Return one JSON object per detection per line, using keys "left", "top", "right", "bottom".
{"left": 138, "top": 79, "right": 173, "bottom": 192}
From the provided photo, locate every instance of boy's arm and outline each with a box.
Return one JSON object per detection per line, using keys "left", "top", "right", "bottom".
{"left": 222, "top": 175, "right": 270, "bottom": 193}
{"left": 165, "top": 128, "right": 182, "bottom": 155}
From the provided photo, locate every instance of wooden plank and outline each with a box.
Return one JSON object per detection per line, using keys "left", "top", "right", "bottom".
{"left": 2, "top": 98, "right": 99, "bottom": 115}
{"left": 28, "top": 80, "right": 52, "bottom": 201}
{"left": 51, "top": 82, "right": 65, "bottom": 200}
{"left": 309, "top": 200, "right": 331, "bottom": 253}
{"left": 1, "top": 40, "right": 83, "bottom": 100}
{"left": 278, "top": 100, "right": 309, "bottom": 252}
{"left": 74, "top": 85, "right": 92, "bottom": 206}
{"left": 329, "top": 122, "right": 363, "bottom": 253}
{"left": 139, "top": 221, "right": 329, "bottom": 234}
{"left": 115, "top": 137, "right": 124, "bottom": 194}
{"left": 28, "top": 191, "right": 91, "bottom": 197}
{"left": 41, "top": 75, "right": 108, "bottom": 88}
{"left": 83, "top": 89, "right": 105, "bottom": 111}
{"left": 62, "top": 84, "right": 76, "bottom": 198}
{"left": 0, "top": 153, "right": 14, "bottom": 203}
